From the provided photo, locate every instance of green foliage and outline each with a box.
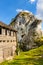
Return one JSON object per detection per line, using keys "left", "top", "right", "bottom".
{"left": 0, "top": 45, "right": 43, "bottom": 65}
{"left": 15, "top": 43, "right": 21, "bottom": 55}
{"left": 34, "top": 37, "right": 43, "bottom": 46}
{"left": 15, "top": 47, "right": 20, "bottom": 55}
{"left": 10, "top": 22, "right": 15, "bottom": 26}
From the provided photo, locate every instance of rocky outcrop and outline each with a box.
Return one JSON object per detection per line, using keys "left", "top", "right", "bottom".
{"left": 10, "top": 11, "right": 42, "bottom": 51}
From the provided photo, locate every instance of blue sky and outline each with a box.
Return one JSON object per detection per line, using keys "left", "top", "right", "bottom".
{"left": 0, "top": 0, "right": 43, "bottom": 29}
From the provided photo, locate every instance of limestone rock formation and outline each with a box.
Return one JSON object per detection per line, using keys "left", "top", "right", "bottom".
{"left": 10, "top": 11, "right": 42, "bottom": 51}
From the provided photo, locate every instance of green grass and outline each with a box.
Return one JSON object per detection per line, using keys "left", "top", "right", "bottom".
{"left": 0, "top": 45, "right": 43, "bottom": 65}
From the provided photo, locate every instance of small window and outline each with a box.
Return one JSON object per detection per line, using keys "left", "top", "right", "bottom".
{"left": 13, "top": 40, "right": 15, "bottom": 42}
{"left": 11, "top": 40, "right": 12, "bottom": 42}
{"left": 0, "top": 28, "right": 2, "bottom": 34}
{"left": 5, "top": 29, "right": 7, "bottom": 35}
{"left": 9, "top": 31, "right": 11, "bottom": 36}
{"left": 0, "top": 40, "right": 2, "bottom": 42}
{"left": 3, "top": 40, "right": 5, "bottom": 42}
{"left": 7, "top": 40, "right": 9, "bottom": 42}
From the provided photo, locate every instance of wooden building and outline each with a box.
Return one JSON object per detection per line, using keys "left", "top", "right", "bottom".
{"left": 0, "top": 21, "right": 17, "bottom": 62}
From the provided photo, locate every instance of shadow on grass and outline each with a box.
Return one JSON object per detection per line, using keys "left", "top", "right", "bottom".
{"left": 8, "top": 57, "right": 43, "bottom": 65}
{"left": 0, "top": 57, "right": 43, "bottom": 65}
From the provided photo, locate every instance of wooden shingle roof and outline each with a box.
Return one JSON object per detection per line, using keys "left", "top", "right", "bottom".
{"left": 0, "top": 21, "right": 17, "bottom": 32}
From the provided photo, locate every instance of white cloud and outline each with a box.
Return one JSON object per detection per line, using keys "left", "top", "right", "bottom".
{"left": 36, "top": 0, "right": 43, "bottom": 30}
{"left": 36, "top": 0, "right": 43, "bottom": 20}
{"left": 29, "top": 0, "right": 36, "bottom": 4}
{"left": 16, "top": 9, "right": 31, "bottom": 13}
{"left": 16, "top": 9, "right": 23, "bottom": 12}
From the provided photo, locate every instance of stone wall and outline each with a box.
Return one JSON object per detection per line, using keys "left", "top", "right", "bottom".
{"left": 0, "top": 28, "right": 17, "bottom": 62}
